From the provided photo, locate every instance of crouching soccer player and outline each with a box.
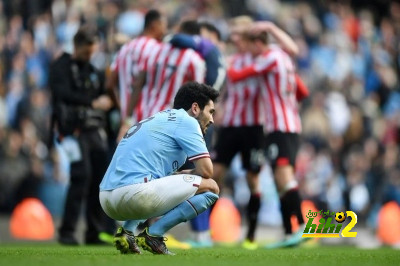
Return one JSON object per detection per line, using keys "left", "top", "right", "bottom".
{"left": 99, "top": 82, "right": 219, "bottom": 255}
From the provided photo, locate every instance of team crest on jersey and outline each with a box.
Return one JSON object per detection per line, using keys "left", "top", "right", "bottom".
{"left": 183, "top": 175, "right": 195, "bottom": 183}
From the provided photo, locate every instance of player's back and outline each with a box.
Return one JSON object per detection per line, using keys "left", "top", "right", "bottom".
{"left": 112, "top": 36, "right": 159, "bottom": 119}
{"left": 138, "top": 43, "right": 205, "bottom": 119}
{"left": 258, "top": 45, "right": 296, "bottom": 95}
{"left": 222, "top": 53, "right": 263, "bottom": 127}
{"left": 100, "top": 109, "right": 194, "bottom": 191}
{"left": 257, "top": 45, "right": 301, "bottom": 133}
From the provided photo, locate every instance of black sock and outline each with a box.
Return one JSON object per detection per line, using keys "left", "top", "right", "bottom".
{"left": 290, "top": 189, "right": 304, "bottom": 225}
{"left": 246, "top": 193, "right": 261, "bottom": 241}
{"left": 280, "top": 194, "right": 292, "bottom": 235}
{"left": 280, "top": 188, "right": 304, "bottom": 235}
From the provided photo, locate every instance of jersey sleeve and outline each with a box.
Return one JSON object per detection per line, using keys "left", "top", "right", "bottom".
{"left": 175, "top": 116, "right": 209, "bottom": 161}
{"left": 227, "top": 52, "right": 277, "bottom": 82}
{"left": 169, "top": 34, "right": 198, "bottom": 50}
{"left": 204, "top": 47, "right": 226, "bottom": 91}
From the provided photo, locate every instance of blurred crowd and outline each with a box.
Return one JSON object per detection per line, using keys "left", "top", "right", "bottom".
{"left": 0, "top": 0, "right": 399, "bottom": 230}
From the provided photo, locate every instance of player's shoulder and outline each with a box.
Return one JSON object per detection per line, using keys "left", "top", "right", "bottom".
{"left": 165, "top": 109, "right": 202, "bottom": 137}
{"left": 176, "top": 45, "right": 201, "bottom": 56}
{"left": 141, "top": 36, "right": 160, "bottom": 47}
{"left": 256, "top": 47, "right": 282, "bottom": 62}
{"left": 174, "top": 108, "right": 190, "bottom": 119}
{"left": 185, "top": 48, "right": 205, "bottom": 64}
{"left": 174, "top": 109, "right": 197, "bottom": 126}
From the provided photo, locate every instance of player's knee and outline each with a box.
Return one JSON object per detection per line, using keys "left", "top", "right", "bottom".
{"left": 198, "top": 178, "right": 220, "bottom": 195}
{"left": 208, "top": 178, "right": 220, "bottom": 195}
{"left": 202, "top": 191, "right": 219, "bottom": 206}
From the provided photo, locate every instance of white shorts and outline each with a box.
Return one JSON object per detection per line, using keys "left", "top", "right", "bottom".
{"left": 99, "top": 174, "right": 202, "bottom": 221}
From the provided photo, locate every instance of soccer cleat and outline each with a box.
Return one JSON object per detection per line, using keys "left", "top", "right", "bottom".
{"left": 136, "top": 228, "right": 175, "bottom": 255}
{"left": 264, "top": 224, "right": 310, "bottom": 249}
{"left": 58, "top": 236, "right": 79, "bottom": 246}
{"left": 113, "top": 226, "right": 141, "bottom": 254}
{"left": 241, "top": 239, "right": 258, "bottom": 250}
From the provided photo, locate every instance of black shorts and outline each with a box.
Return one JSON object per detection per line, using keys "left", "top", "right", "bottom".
{"left": 265, "top": 131, "right": 300, "bottom": 170}
{"left": 212, "top": 126, "right": 264, "bottom": 173}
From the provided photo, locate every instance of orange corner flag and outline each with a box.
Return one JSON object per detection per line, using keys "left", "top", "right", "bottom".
{"left": 377, "top": 201, "right": 400, "bottom": 245}
{"left": 210, "top": 197, "right": 241, "bottom": 243}
{"left": 10, "top": 198, "right": 54, "bottom": 240}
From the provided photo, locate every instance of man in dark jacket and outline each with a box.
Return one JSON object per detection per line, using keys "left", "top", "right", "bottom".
{"left": 49, "top": 26, "right": 114, "bottom": 245}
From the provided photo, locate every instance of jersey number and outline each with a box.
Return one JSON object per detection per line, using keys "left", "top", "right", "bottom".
{"left": 123, "top": 116, "right": 155, "bottom": 139}
{"left": 154, "top": 63, "right": 177, "bottom": 87}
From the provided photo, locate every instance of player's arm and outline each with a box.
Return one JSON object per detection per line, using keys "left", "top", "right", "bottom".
{"left": 204, "top": 47, "right": 226, "bottom": 91}
{"left": 175, "top": 116, "right": 212, "bottom": 178}
{"left": 105, "top": 53, "right": 121, "bottom": 109}
{"left": 253, "top": 21, "right": 299, "bottom": 57}
{"left": 188, "top": 157, "right": 213, "bottom": 179}
{"left": 125, "top": 69, "right": 146, "bottom": 122}
{"left": 169, "top": 34, "right": 199, "bottom": 50}
{"left": 176, "top": 157, "right": 213, "bottom": 179}
{"left": 105, "top": 69, "right": 120, "bottom": 110}
{"left": 116, "top": 70, "right": 145, "bottom": 142}
{"left": 227, "top": 54, "right": 277, "bottom": 82}
{"left": 295, "top": 73, "right": 309, "bottom": 102}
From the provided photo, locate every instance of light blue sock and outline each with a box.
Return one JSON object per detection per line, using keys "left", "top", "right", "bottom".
{"left": 123, "top": 219, "right": 145, "bottom": 233}
{"left": 148, "top": 192, "right": 219, "bottom": 236}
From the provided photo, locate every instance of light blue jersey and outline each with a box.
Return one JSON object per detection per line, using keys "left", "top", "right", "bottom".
{"left": 100, "top": 109, "right": 209, "bottom": 191}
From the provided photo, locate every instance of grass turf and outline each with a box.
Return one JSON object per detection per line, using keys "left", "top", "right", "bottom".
{"left": 0, "top": 244, "right": 399, "bottom": 266}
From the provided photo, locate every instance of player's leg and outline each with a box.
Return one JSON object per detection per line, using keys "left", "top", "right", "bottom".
{"left": 240, "top": 126, "right": 264, "bottom": 248}
{"left": 122, "top": 219, "right": 146, "bottom": 234}
{"left": 99, "top": 187, "right": 144, "bottom": 254}
{"left": 136, "top": 176, "right": 219, "bottom": 254}
{"left": 188, "top": 125, "right": 213, "bottom": 246}
{"left": 146, "top": 177, "right": 219, "bottom": 235}
{"left": 211, "top": 127, "right": 238, "bottom": 189}
{"left": 187, "top": 127, "right": 236, "bottom": 247}
{"left": 243, "top": 171, "right": 261, "bottom": 248}
{"left": 266, "top": 132, "right": 304, "bottom": 242}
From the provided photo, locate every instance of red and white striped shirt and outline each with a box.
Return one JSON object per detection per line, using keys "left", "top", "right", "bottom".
{"left": 222, "top": 53, "right": 263, "bottom": 127}
{"left": 111, "top": 36, "right": 159, "bottom": 120}
{"left": 136, "top": 43, "right": 205, "bottom": 120}
{"left": 228, "top": 46, "right": 301, "bottom": 133}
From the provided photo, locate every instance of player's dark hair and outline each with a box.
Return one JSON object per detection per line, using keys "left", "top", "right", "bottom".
{"left": 179, "top": 20, "right": 200, "bottom": 35}
{"left": 199, "top": 22, "right": 221, "bottom": 41}
{"left": 73, "top": 26, "right": 97, "bottom": 47}
{"left": 173, "top": 82, "right": 219, "bottom": 111}
{"left": 246, "top": 31, "right": 269, "bottom": 44}
{"left": 144, "top": 9, "right": 161, "bottom": 29}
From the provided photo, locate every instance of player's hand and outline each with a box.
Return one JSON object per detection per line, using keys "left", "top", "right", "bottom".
{"left": 174, "top": 169, "right": 193, "bottom": 175}
{"left": 92, "top": 95, "right": 113, "bottom": 111}
{"left": 213, "top": 103, "right": 224, "bottom": 126}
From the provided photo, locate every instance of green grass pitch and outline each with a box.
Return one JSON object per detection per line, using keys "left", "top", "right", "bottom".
{"left": 1, "top": 244, "right": 399, "bottom": 266}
